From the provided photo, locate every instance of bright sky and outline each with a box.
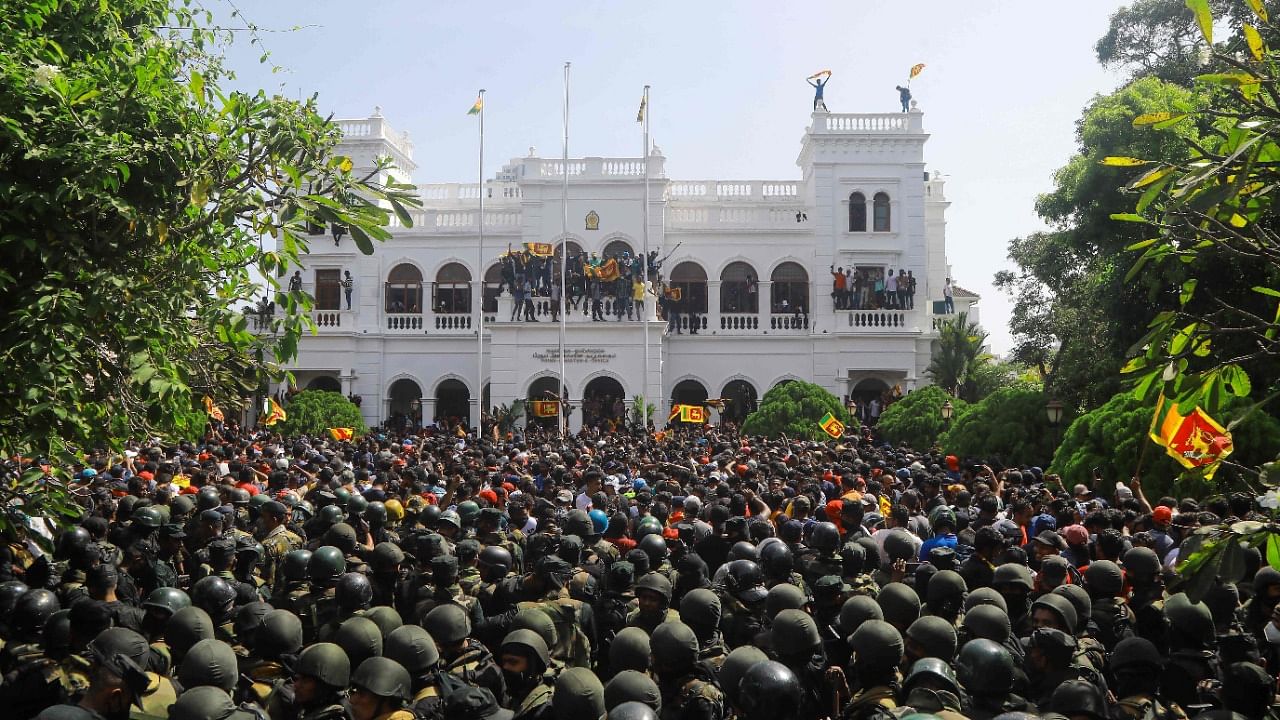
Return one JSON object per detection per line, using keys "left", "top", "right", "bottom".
{"left": 217, "top": 0, "right": 1131, "bottom": 353}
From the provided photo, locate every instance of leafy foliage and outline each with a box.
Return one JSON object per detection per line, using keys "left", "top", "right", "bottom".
{"left": 629, "top": 396, "right": 656, "bottom": 429}
{"left": 1118, "top": 0, "right": 1280, "bottom": 433}
{"left": 1049, "top": 391, "right": 1280, "bottom": 499}
{"left": 741, "top": 381, "right": 854, "bottom": 441}
{"left": 876, "top": 386, "right": 966, "bottom": 450}
{"left": 925, "top": 313, "right": 991, "bottom": 401}
{"left": 994, "top": 77, "right": 1205, "bottom": 410}
{"left": 274, "top": 391, "right": 367, "bottom": 438}
{"left": 940, "top": 387, "right": 1075, "bottom": 466}
{"left": 1095, "top": 0, "right": 1244, "bottom": 85}
{"left": 0, "top": 1, "right": 418, "bottom": 540}
{"left": 493, "top": 400, "right": 525, "bottom": 434}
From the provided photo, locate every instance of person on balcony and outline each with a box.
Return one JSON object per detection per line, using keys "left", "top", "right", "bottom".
{"left": 288, "top": 270, "right": 302, "bottom": 293}
{"left": 630, "top": 275, "right": 646, "bottom": 320}
{"left": 896, "top": 85, "right": 912, "bottom": 112}
{"left": 590, "top": 277, "right": 605, "bottom": 321}
{"left": 896, "top": 269, "right": 910, "bottom": 311}
{"left": 906, "top": 270, "right": 917, "bottom": 310}
{"left": 522, "top": 278, "right": 537, "bottom": 321}
{"left": 549, "top": 275, "right": 561, "bottom": 322}
{"left": 808, "top": 72, "right": 830, "bottom": 112}
{"left": 830, "top": 265, "right": 847, "bottom": 310}
{"left": 885, "top": 269, "right": 898, "bottom": 310}
{"left": 341, "top": 270, "right": 354, "bottom": 310}
{"left": 943, "top": 278, "right": 955, "bottom": 314}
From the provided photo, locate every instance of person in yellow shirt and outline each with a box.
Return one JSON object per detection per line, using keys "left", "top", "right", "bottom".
{"left": 631, "top": 277, "right": 646, "bottom": 320}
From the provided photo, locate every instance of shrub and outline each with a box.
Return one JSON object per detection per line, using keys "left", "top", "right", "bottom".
{"left": 741, "top": 381, "right": 855, "bottom": 441}
{"left": 876, "top": 385, "right": 966, "bottom": 450}
{"left": 275, "top": 390, "right": 366, "bottom": 438}
{"left": 940, "top": 387, "right": 1074, "bottom": 466}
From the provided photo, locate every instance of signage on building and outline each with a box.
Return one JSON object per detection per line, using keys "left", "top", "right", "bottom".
{"left": 533, "top": 347, "right": 616, "bottom": 364}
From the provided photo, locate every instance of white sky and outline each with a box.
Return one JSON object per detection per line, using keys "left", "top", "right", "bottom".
{"left": 218, "top": 0, "right": 1131, "bottom": 353}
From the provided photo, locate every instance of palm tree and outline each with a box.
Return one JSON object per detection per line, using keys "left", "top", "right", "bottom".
{"left": 927, "top": 312, "right": 992, "bottom": 401}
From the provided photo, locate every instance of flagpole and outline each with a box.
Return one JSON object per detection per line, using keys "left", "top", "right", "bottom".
{"left": 559, "top": 62, "right": 570, "bottom": 436}
{"left": 476, "top": 89, "right": 486, "bottom": 435}
{"left": 641, "top": 85, "right": 651, "bottom": 431}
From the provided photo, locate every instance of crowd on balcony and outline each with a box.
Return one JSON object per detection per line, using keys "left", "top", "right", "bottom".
{"left": 830, "top": 266, "right": 917, "bottom": 311}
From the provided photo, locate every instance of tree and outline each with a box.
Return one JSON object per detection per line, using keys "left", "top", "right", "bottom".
{"left": 968, "top": 358, "right": 1042, "bottom": 401}
{"left": 0, "top": 1, "right": 418, "bottom": 540}
{"left": 939, "top": 387, "right": 1076, "bottom": 466}
{"left": 274, "top": 390, "right": 366, "bottom": 438}
{"left": 741, "top": 381, "right": 854, "bottom": 441}
{"left": 876, "top": 386, "right": 967, "bottom": 450}
{"left": 1049, "top": 391, "right": 1280, "bottom": 500}
{"left": 926, "top": 313, "right": 991, "bottom": 401}
{"left": 629, "top": 396, "right": 656, "bottom": 430}
{"left": 994, "top": 77, "right": 1205, "bottom": 410}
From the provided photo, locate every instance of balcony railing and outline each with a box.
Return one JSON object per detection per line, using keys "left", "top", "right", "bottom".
{"left": 386, "top": 313, "right": 423, "bottom": 332}
{"left": 848, "top": 309, "right": 908, "bottom": 330}
{"left": 433, "top": 313, "right": 473, "bottom": 332}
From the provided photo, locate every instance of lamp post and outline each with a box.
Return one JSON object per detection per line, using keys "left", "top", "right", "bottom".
{"left": 1045, "top": 398, "right": 1065, "bottom": 448}
{"left": 941, "top": 399, "right": 954, "bottom": 427}
{"left": 846, "top": 395, "right": 858, "bottom": 423}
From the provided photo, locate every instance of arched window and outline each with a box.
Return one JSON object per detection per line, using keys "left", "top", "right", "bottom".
{"left": 669, "top": 262, "right": 708, "bottom": 314}
{"left": 385, "top": 263, "right": 423, "bottom": 313}
{"left": 434, "top": 262, "right": 472, "bottom": 314}
{"left": 873, "top": 192, "right": 891, "bottom": 232}
{"left": 483, "top": 263, "right": 503, "bottom": 313}
{"left": 602, "top": 239, "right": 634, "bottom": 261}
{"left": 848, "top": 192, "right": 867, "bottom": 232}
{"left": 770, "top": 262, "right": 809, "bottom": 314}
{"left": 720, "top": 261, "right": 758, "bottom": 314}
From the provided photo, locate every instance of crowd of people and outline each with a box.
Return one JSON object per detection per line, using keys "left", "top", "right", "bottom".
{"left": 829, "top": 267, "right": 917, "bottom": 312}
{"left": 2, "top": 421, "right": 1276, "bottom": 720}
{"left": 495, "top": 248, "right": 664, "bottom": 325}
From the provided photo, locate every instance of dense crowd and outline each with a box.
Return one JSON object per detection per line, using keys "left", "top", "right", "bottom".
{"left": 2, "top": 422, "right": 1276, "bottom": 720}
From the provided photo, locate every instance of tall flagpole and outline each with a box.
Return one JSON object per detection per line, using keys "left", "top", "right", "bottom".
{"left": 640, "top": 85, "right": 651, "bottom": 431}
{"left": 559, "top": 63, "right": 570, "bottom": 436}
{"left": 476, "top": 89, "right": 486, "bottom": 434}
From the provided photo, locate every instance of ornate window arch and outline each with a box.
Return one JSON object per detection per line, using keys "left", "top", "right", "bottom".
{"left": 385, "top": 263, "right": 423, "bottom": 313}
{"left": 849, "top": 192, "right": 867, "bottom": 232}
{"left": 873, "top": 192, "right": 891, "bottom": 232}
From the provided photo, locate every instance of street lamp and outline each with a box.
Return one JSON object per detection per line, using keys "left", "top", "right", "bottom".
{"left": 1044, "top": 399, "right": 1064, "bottom": 426}
{"left": 941, "top": 400, "right": 954, "bottom": 422}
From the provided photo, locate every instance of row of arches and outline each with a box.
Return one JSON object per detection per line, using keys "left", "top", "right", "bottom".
{"left": 384, "top": 254, "right": 811, "bottom": 315}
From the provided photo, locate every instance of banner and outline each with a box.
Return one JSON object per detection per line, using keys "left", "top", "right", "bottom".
{"left": 524, "top": 242, "right": 554, "bottom": 258}
{"left": 1149, "top": 396, "right": 1233, "bottom": 478}
{"left": 594, "top": 258, "right": 620, "bottom": 282}
{"left": 909, "top": 63, "right": 926, "bottom": 79}
{"left": 263, "top": 398, "right": 287, "bottom": 426}
{"left": 819, "top": 411, "right": 845, "bottom": 439}
{"left": 328, "top": 427, "right": 355, "bottom": 441}
{"left": 202, "top": 395, "right": 224, "bottom": 422}
{"left": 532, "top": 400, "right": 560, "bottom": 418}
{"left": 664, "top": 286, "right": 682, "bottom": 301}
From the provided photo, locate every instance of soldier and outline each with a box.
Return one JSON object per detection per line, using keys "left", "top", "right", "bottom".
{"left": 955, "top": 638, "right": 1034, "bottom": 720}
{"left": 649, "top": 622, "right": 724, "bottom": 720}
{"left": 415, "top": 556, "right": 479, "bottom": 622}
{"left": 838, "top": 620, "right": 902, "bottom": 719}
{"left": 0, "top": 607, "right": 89, "bottom": 719}
{"left": 769, "top": 609, "right": 831, "bottom": 720}
{"left": 476, "top": 545, "right": 516, "bottom": 616}
{"left": 716, "top": 560, "right": 767, "bottom": 649}
{"left": 517, "top": 556, "right": 593, "bottom": 668}
{"left": 736, "top": 661, "right": 801, "bottom": 720}
{"left": 678, "top": 588, "right": 727, "bottom": 671}
{"left": 1162, "top": 592, "right": 1222, "bottom": 710}
{"left": 1082, "top": 560, "right": 1135, "bottom": 651}
{"left": 457, "top": 539, "right": 484, "bottom": 597}
{"left": 627, "top": 573, "right": 679, "bottom": 635}
{"left": 499, "top": 630, "right": 555, "bottom": 720}
{"left": 800, "top": 522, "right": 842, "bottom": 588}
{"left": 169, "top": 686, "right": 260, "bottom": 720}
{"left": 923, "top": 570, "right": 966, "bottom": 625}
{"left": 990, "top": 563, "right": 1035, "bottom": 639}
{"left": 317, "top": 572, "right": 373, "bottom": 642}
{"left": 363, "top": 502, "right": 400, "bottom": 547}
{"left": 384, "top": 625, "right": 446, "bottom": 720}
{"left": 551, "top": 667, "right": 607, "bottom": 720}
{"left": 139, "top": 587, "right": 190, "bottom": 671}
{"left": 238, "top": 609, "right": 302, "bottom": 709}
{"left": 2, "top": 589, "right": 61, "bottom": 675}
{"left": 895, "top": 658, "right": 967, "bottom": 719}
{"left": 423, "top": 603, "right": 505, "bottom": 702}
{"left": 267, "top": 642, "right": 350, "bottom": 720}
{"left": 349, "top": 656, "right": 416, "bottom": 720}
{"left": 270, "top": 549, "right": 313, "bottom": 615}
{"left": 368, "top": 542, "right": 410, "bottom": 617}
{"left": 1108, "top": 637, "right": 1185, "bottom": 720}
{"left": 33, "top": 627, "right": 153, "bottom": 720}
{"left": 177, "top": 638, "right": 239, "bottom": 696}
{"left": 298, "top": 546, "right": 345, "bottom": 643}
{"left": 190, "top": 575, "right": 238, "bottom": 644}
{"left": 903, "top": 615, "right": 957, "bottom": 667}
{"left": 477, "top": 507, "right": 524, "bottom": 573}
{"left": 260, "top": 501, "right": 303, "bottom": 589}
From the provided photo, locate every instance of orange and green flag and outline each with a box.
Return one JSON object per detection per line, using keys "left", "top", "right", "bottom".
{"left": 1149, "top": 396, "right": 1234, "bottom": 478}
{"left": 909, "top": 63, "right": 926, "bottom": 79}
{"left": 820, "top": 411, "right": 845, "bottom": 439}
{"left": 524, "top": 242, "right": 554, "bottom": 258}
{"left": 467, "top": 94, "right": 483, "bottom": 115}
{"left": 263, "top": 398, "right": 287, "bottom": 426}
{"left": 669, "top": 404, "right": 705, "bottom": 424}
{"left": 328, "top": 427, "right": 355, "bottom": 441}
{"left": 532, "top": 400, "right": 560, "bottom": 418}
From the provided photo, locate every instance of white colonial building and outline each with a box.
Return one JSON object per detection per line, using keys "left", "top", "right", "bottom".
{"left": 274, "top": 105, "right": 978, "bottom": 431}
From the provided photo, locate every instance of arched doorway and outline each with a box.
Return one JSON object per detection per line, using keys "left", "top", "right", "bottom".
{"left": 670, "top": 379, "right": 709, "bottom": 408}
{"left": 435, "top": 379, "right": 471, "bottom": 429}
{"left": 770, "top": 262, "right": 809, "bottom": 315}
{"left": 669, "top": 262, "right": 708, "bottom": 314}
{"left": 385, "top": 264, "right": 423, "bottom": 313}
{"left": 720, "top": 261, "right": 758, "bottom": 313}
{"left": 387, "top": 378, "right": 423, "bottom": 432}
{"left": 583, "top": 376, "right": 626, "bottom": 430}
{"left": 434, "top": 262, "right": 472, "bottom": 314}
{"left": 602, "top": 239, "right": 635, "bottom": 263}
{"left": 721, "top": 379, "right": 758, "bottom": 424}
{"left": 527, "top": 376, "right": 569, "bottom": 428}
{"left": 483, "top": 264, "right": 503, "bottom": 314}
{"left": 306, "top": 375, "right": 342, "bottom": 392}
{"left": 851, "top": 378, "right": 891, "bottom": 425}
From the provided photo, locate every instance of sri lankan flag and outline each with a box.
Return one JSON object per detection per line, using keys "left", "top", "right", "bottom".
{"left": 524, "top": 242, "right": 554, "bottom": 258}
{"left": 532, "top": 400, "right": 560, "bottom": 418}
{"left": 668, "top": 404, "right": 705, "bottom": 424}
{"left": 596, "top": 258, "right": 620, "bottom": 282}
{"left": 636, "top": 93, "right": 647, "bottom": 123}
{"left": 467, "top": 93, "right": 483, "bottom": 115}
{"left": 819, "top": 411, "right": 845, "bottom": 439}
{"left": 328, "top": 427, "right": 355, "bottom": 441}
{"left": 202, "top": 395, "right": 224, "bottom": 423}
{"left": 263, "top": 398, "right": 287, "bottom": 426}
{"left": 909, "top": 63, "right": 926, "bottom": 79}
{"left": 1149, "top": 396, "right": 1234, "bottom": 478}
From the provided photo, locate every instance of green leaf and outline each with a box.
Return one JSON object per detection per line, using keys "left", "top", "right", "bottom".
{"left": 190, "top": 70, "right": 205, "bottom": 105}
{"left": 348, "top": 225, "right": 376, "bottom": 255}
{"left": 1125, "top": 238, "right": 1157, "bottom": 251}
{"left": 1267, "top": 534, "right": 1280, "bottom": 569}
{"left": 1110, "top": 213, "right": 1148, "bottom": 223}
{"left": 1132, "top": 111, "right": 1185, "bottom": 127}
{"left": 1185, "top": 0, "right": 1212, "bottom": 45}
{"left": 1246, "top": 0, "right": 1268, "bottom": 23}
{"left": 1251, "top": 286, "right": 1280, "bottom": 298}
{"left": 1180, "top": 279, "right": 1197, "bottom": 306}
{"left": 1130, "top": 165, "right": 1175, "bottom": 189}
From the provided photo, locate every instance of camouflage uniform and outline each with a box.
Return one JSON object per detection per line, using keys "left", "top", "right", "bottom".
{"left": 519, "top": 588, "right": 593, "bottom": 669}
{"left": 1115, "top": 693, "right": 1188, "bottom": 720}
{"left": 444, "top": 638, "right": 506, "bottom": 703}
{"left": 261, "top": 524, "right": 303, "bottom": 589}
{"left": 659, "top": 665, "right": 725, "bottom": 720}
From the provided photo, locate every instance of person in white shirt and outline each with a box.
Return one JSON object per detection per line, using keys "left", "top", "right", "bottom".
{"left": 885, "top": 271, "right": 899, "bottom": 309}
{"left": 943, "top": 277, "right": 955, "bottom": 313}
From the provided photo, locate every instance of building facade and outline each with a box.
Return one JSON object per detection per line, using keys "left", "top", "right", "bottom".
{"left": 276, "top": 105, "right": 978, "bottom": 431}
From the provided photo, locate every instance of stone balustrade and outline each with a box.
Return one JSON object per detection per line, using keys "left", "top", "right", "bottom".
{"left": 667, "top": 179, "right": 799, "bottom": 201}
{"left": 523, "top": 155, "right": 667, "bottom": 179}
{"left": 811, "top": 111, "right": 923, "bottom": 134}
{"left": 667, "top": 205, "right": 808, "bottom": 229}
{"left": 336, "top": 115, "right": 414, "bottom": 159}
{"left": 847, "top": 309, "right": 909, "bottom": 330}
